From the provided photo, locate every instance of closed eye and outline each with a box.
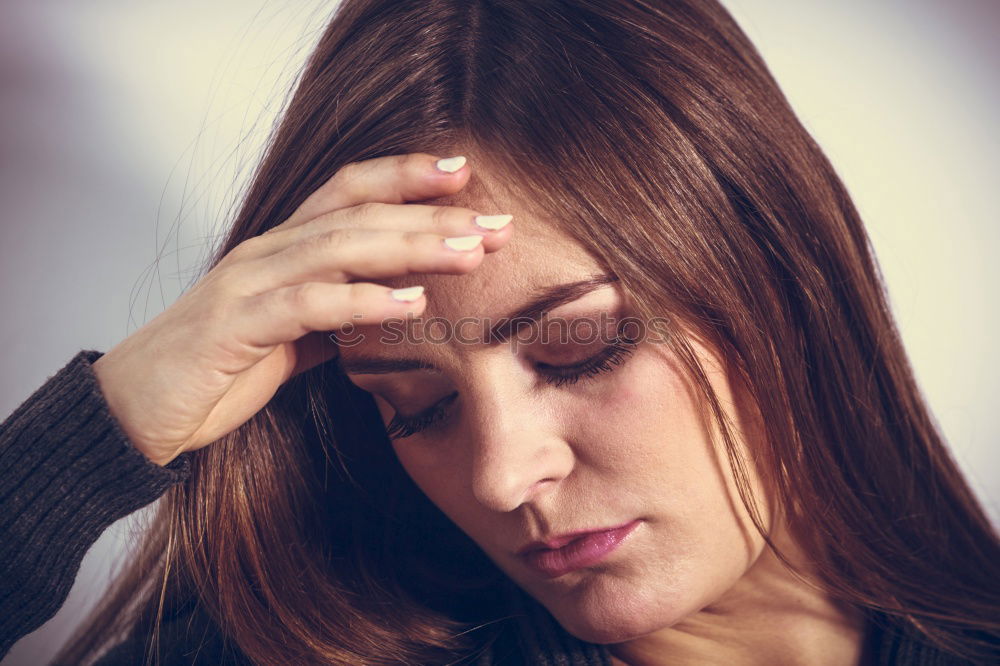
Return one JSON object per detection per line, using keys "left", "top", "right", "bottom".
{"left": 384, "top": 334, "right": 637, "bottom": 440}
{"left": 535, "top": 334, "right": 637, "bottom": 387}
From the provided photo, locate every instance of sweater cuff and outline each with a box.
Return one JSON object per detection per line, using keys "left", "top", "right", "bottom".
{"left": 0, "top": 349, "right": 191, "bottom": 652}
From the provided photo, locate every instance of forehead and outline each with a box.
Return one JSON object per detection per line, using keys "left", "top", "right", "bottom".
{"left": 378, "top": 168, "right": 602, "bottom": 324}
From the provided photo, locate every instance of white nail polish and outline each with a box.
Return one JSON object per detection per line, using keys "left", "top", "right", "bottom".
{"left": 390, "top": 286, "right": 425, "bottom": 302}
{"left": 436, "top": 156, "right": 467, "bottom": 173}
{"left": 444, "top": 235, "right": 483, "bottom": 251}
{"left": 474, "top": 214, "right": 513, "bottom": 230}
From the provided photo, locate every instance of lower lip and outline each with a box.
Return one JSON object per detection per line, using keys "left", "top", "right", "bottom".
{"left": 521, "top": 520, "right": 641, "bottom": 579}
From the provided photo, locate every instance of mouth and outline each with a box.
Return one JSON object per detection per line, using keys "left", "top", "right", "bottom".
{"left": 517, "top": 519, "right": 641, "bottom": 579}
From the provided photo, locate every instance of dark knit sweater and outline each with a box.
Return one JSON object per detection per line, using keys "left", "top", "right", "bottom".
{"left": 0, "top": 350, "right": 989, "bottom": 664}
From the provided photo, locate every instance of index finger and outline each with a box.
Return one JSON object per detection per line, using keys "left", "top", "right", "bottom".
{"left": 272, "top": 153, "right": 471, "bottom": 234}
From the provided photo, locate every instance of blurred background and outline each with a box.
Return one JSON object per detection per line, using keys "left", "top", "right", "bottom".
{"left": 1, "top": 0, "right": 997, "bottom": 663}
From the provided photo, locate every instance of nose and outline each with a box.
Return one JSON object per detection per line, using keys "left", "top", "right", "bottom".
{"left": 465, "top": 392, "right": 575, "bottom": 513}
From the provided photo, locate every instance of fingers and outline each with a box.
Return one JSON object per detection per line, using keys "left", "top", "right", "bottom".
{"left": 209, "top": 152, "right": 515, "bottom": 381}
{"left": 235, "top": 202, "right": 514, "bottom": 263}
{"left": 233, "top": 281, "right": 427, "bottom": 349}
{"left": 231, "top": 228, "right": 496, "bottom": 295}
{"left": 274, "top": 153, "right": 472, "bottom": 233}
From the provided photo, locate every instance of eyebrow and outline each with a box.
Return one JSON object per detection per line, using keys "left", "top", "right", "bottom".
{"left": 338, "top": 273, "right": 619, "bottom": 375}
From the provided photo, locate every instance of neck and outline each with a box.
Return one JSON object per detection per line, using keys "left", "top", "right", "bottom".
{"left": 607, "top": 522, "right": 866, "bottom": 666}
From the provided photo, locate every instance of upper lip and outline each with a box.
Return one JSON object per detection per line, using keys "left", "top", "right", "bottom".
{"left": 515, "top": 520, "right": 636, "bottom": 556}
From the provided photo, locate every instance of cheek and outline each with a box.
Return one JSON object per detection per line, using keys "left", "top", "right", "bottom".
{"left": 569, "top": 348, "right": 754, "bottom": 559}
{"left": 542, "top": 354, "right": 766, "bottom": 639}
{"left": 392, "top": 443, "right": 449, "bottom": 498}
{"left": 567, "top": 349, "right": 699, "bottom": 478}
{"left": 373, "top": 397, "right": 463, "bottom": 515}
{"left": 390, "top": 440, "right": 481, "bottom": 535}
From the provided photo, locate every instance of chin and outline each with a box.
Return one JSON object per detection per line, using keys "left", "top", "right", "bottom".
{"left": 543, "top": 578, "right": 690, "bottom": 645}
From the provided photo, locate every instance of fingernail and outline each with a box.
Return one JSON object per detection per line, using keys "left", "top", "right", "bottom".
{"left": 444, "top": 235, "right": 483, "bottom": 251}
{"left": 390, "top": 285, "right": 425, "bottom": 302}
{"left": 474, "top": 214, "right": 513, "bottom": 230}
{"left": 436, "top": 156, "right": 467, "bottom": 173}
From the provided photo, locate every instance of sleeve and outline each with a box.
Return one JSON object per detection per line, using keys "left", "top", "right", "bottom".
{"left": 0, "top": 350, "right": 191, "bottom": 659}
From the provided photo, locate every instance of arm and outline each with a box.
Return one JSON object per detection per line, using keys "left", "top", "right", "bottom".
{"left": 0, "top": 350, "right": 190, "bottom": 659}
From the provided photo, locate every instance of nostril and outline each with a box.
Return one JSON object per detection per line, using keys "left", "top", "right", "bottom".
{"left": 471, "top": 464, "right": 566, "bottom": 514}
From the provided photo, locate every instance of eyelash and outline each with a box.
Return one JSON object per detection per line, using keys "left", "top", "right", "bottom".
{"left": 384, "top": 335, "right": 638, "bottom": 440}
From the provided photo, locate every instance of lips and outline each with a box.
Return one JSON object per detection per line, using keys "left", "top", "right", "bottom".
{"left": 518, "top": 520, "right": 641, "bottom": 579}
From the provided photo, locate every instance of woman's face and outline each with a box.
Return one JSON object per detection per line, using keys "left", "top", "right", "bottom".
{"left": 339, "top": 177, "right": 774, "bottom": 644}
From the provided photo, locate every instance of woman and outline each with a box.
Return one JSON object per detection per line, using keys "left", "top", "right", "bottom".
{"left": 1, "top": 0, "right": 997, "bottom": 663}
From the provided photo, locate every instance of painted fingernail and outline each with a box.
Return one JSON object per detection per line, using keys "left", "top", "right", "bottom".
{"left": 444, "top": 235, "right": 484, "bottom": 251}
{"left": 474, "top": 214, "right": 513, "bottom": 230}
{"left": 390, "top": 285, "right": 425, "bottom": 302}
{"left": 436, "top": 156, "right": 467, "bottom": 173}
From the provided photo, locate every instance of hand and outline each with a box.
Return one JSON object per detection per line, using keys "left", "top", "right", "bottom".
{"left": 92, "top": 153, "right": 512, "bottom": 466}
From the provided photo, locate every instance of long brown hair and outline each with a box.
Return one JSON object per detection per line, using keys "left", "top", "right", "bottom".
{"left": 57, "top": 0, "right": 1000, "bottom": 663}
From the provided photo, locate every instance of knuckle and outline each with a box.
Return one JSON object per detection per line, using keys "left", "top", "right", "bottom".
{"left": 216, "top": 242, "right": 247, "bottom": 267}
{"left": 304, "top": 229, "right": 348, "bottom": 254}
{"left": 309, "top": 209, "right": 340, "bottom": 230}
{"left": 431, "top": 205, "right": 451, "bottom": 227}
{"left": 286, "top": 282, "right": 319, "bottom": 310}
{"left": 333, "top": 159, "right": 366, "bottom": 187}
{"left": 346, "top": 282, "right": 367, "bottom": 304}
{"left": 204, "top": 264, "right": 246, "bottom": 297}
{"left": 208, "top": 297, "right": 241, "bottom": 331}
{"left": 401, "top": 230, "right": 424, "bottom": 250}
{"left": 230, "top": 235, "right": 265, "bottom": 259}
{"left": 335, "top": 228, "right": 361, "bottom": 250}
{"left": 189, "top": 286, "right": 239, "bottom": 337}
{"left": 350, "top": 201, "right": 386, "bottom": 223}
{"left": 401, "top": 153, "right": 423, "bottom": 179}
